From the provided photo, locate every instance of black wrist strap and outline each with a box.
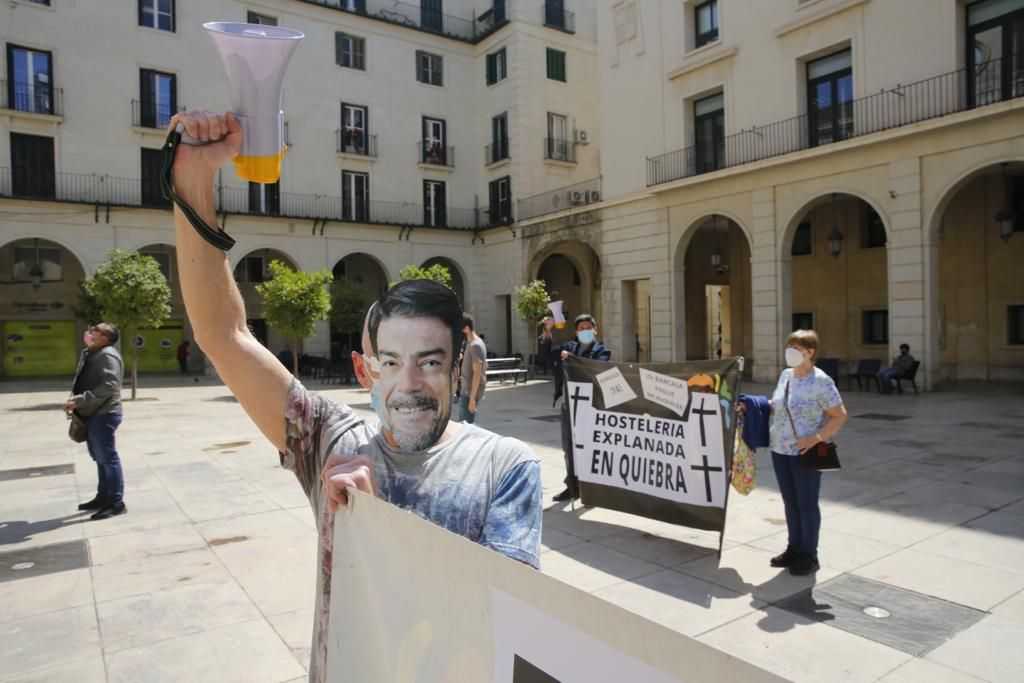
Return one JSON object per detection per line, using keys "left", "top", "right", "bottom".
{"left": 160, "top": 130, "right": 236, "bottom": 251}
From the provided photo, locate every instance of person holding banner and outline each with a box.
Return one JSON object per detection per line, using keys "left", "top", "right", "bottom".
{"left": 166, "top": 110, "right": 542, "bottom": 683}
{"left": 768, "top": 329, "right": 848, "bottom": 576}
{"left": 552, "top": 314, "right": 611, "bottom": 502}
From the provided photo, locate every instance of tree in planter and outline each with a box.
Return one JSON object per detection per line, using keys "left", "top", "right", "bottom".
{"left": 82, "top": 249, "right": 172, "bottom": 400}
{"left": 329, "top": 277, "right": 373, "bottom": 352}
{"left": 256, "top": 260, "right": 333, "bottom": 376}
{"left": 397, "top": 263, "right": 453, "bottom": 290}
{"left": 514, "top": 279, "right": 552, "bottom": 326}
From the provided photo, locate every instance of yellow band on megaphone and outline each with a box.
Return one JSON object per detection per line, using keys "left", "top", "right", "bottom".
{"left": 233, "top": 146, "right": 288, "bottom": 184}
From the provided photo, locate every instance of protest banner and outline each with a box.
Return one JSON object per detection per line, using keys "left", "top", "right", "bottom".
{"left": 326, "top": 488, "right": 784, "bottom": 683}
{"left": 563, "top": 356, "right": 743, "bottom": 541}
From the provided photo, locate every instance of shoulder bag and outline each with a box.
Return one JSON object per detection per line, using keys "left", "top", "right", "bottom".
{"left": 784, "top": 380, "right": 841, "bottom": 472}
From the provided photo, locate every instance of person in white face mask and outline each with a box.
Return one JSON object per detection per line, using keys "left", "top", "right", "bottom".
{"left": 766, "top": 329, "right": 848, "bottom": 576}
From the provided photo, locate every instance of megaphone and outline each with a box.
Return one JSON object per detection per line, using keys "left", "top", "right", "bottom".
{"left": 548, "top": 301, "right": 566, "bottom": 329}
{"left": 181, "top": 22, "right": 303, "bottom": 184}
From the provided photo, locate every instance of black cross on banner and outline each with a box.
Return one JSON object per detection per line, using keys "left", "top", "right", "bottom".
{"left": 690, "top": 394, "right": 717, "bottom": 447}
{"left": 569, "top": 384, "right": 589, "bottom": 423}
{"left": 691, "top": 454, "right": 724, "bottom": 503}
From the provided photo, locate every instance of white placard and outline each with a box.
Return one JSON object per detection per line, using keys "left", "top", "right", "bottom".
{"left": 639, "top": 368, "right": 689, "bottom": 416}
{"left": 594, "top": 367, "right": 637, "bottom": 409}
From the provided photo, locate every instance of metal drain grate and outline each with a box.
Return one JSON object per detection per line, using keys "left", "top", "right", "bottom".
{"left": 775, "top": 574, "right": 984, "bottom": 656}
{"left": 855, "top": 413, "right": 912, "bottom": 421}
{"left": 0, "top": 539, "right": 90, "bottom": 584}
{"left": 529, "top": 415, "right": 563, "bottom": 423}
{"left": 0, "top": 464, "right": 75, "bottom": 481}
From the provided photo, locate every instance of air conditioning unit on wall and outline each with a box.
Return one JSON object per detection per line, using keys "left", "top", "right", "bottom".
{"left": 586, "top": 190, "right": 601, "bottom": 203}
{"left": 569, "top": 190, "right": 585, "bottom": 204}
{"left": 575, "top": 129, "right": 589, "bottom": 144}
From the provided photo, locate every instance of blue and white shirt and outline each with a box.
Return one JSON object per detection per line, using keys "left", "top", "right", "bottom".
{"left": 769, "top": 367, "right": 843, "bottom": 456}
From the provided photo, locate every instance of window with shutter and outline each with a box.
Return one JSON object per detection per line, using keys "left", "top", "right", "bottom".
{"left": 546, "top": 48, "right": 566, "bottom": 82}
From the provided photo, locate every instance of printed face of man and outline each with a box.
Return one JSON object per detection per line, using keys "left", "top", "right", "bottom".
{"left": 375, "top": 315, "right": 454, "bottom": 452}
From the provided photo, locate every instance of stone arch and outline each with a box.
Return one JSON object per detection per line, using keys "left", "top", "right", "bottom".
{"left": 329, "top": 252, "right": 390, "bottom": 357}
{"left": 528, "top": 239, "right": 602, "bottom": 347}
{"left": 420, "top": 256, "right": 467, "bottom": 308}
{"left": 0, "top": 233, "right": 89, "bottom": 277}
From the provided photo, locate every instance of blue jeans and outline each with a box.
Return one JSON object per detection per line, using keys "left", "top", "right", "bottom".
{"left": 86, "top": 412, "right": 124, "bottom": 506}
{"left": 772, "top": 451, "right": 821, "bottom": 557}
{"left": 457, "top": 395, "right": 478, "bottom": 424}
{"left": 877, "top": 367, "right": 904, "bottom": 392}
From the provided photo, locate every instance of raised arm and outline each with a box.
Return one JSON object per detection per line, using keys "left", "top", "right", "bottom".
{"left": 169, "top": 110, "right": 292, "bottom": 451}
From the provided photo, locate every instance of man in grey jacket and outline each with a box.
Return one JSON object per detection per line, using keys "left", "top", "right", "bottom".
{"left": 65, "top": 323, "right": 126, "bottom": 520}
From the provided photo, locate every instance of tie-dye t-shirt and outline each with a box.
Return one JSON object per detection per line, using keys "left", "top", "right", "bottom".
{"left": 769, "top": 367, "right": 843, "bottom": 456}
{"left": 279, "top": 379, "right": 542, "bottom": 683}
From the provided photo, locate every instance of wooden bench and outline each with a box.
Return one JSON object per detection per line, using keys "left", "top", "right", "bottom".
{"left": 484, "top": 357, "right": 529, "bottom": 385}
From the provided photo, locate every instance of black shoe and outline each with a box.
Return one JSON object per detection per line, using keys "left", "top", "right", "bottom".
{"left": 77, "top": 497, "right": 106, "bottom": 511}
{"left": 769, "top": 545, "right": 800, "bottom": 568}
{"left": 90, "top": 502, "right": 127, "bottom": 521}
{"left": 788, "top": 554, "right": 820, "bottom": 576}
{"left": 552, "top": 488, "right": 573, "bottom": 502}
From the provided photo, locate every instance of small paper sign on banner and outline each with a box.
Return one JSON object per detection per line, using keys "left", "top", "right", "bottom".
{"left": 639, "top": 368, "right": 689, "bottom": 417}
{"left": 594, "top": 367, "right": 637, "bottom": 408}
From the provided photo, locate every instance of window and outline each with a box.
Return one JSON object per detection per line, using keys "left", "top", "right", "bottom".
{"left": 139, "top": 69, "right": 176, "bottom": 129}
{"left": 489, "top": 176, "right": 512, "bottom": 224}
{"left": 341, "top": 0, "right": 366, "bottom": 12}
{"left": 792, "top": 312, "right": 814, "bottom": 332}
{"left": 247, "top": 11, "right": 277, "bottom": 25}
{"left": 10, "top": 132, "right": 54, "bottom": 198}
{"left": 248, "top": 181, "right": 280, "bottom": 215}
{"left": 695, "top": 0, "right": 719, "bottom": 48}
{"left": 546, "top": 112, "right": 572, "bottom": 161}
{"left": 138, "top": 0, "right": 175, "bottom": 32}
{"left": 421, "top": 117, "right": 448, "bottom": 165}
{"left": 489, "top": 112, "right": 509, "bottom": 163}
{"left": 341, "top": 103, "right": 369, "bottom": 154}
{"left": 807, "top": 49, "right": 853, "bottom": 147}
{"left": 861, "top": 207, "right": 887, "bottom": 248}
{"left": 416, "top": 51, "right": 443, "bottom": 85}
{"left": 421, "top": 0, "right": 443, "bottom": 33}
{"left": 342, "top": 171, "right": 369, "bottom": 221}
{"left": 13, "top": 243, "right": 60, "bottom": 282}
{"left": 862, "top": 310, "right": 889, "bottom": 345}
{"left": 694, "top": 93, "right": 724, "bottom": 174}
{"left": 545, "top": 0, "right": 569, "bottom": 31}
{"left": 140, "top": 249, "right": 172, "bottom": 281}
{"left": 486, "top": 47, "right": 507, "bottom": 85}
{"left": 546, "top": 48, "right": 566, "bottom": 82}
{"left": 791, "top": 221, "right": 812, "bottom": 255}
{"left": 967, "top": 0, "right": 1024, "bottom": 107}
{"left": 1009, "top": 305, "right": 1024, "bottom": 345}
{"left": 336, "top": 33, "right": 366, "bottom": 70}
{"left": 6, "top": 45, "right": 53, "bottom": 115}
{"left": 423, "top": 180, "right": 447, "bottom": 227}
{"left": 141, "top": 148, "right": 170, "bottom": 208}
{"left": 234, "top": 256, "right": 266, "bottom": 284}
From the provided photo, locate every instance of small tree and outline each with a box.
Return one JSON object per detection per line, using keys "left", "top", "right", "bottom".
{"left": 329, "top": 278, "right": 373, "bottom": 351}
{"left": 71, "top": 281, "right": 104, "bottom": 326}
{"left": 83, "top": 249, "right": 172, "bottom": 400}
{"left": 256, "top": 260, "right": 332, "bottom": 375}
{"left": 514, "top": 279, "right": 552, "bottom": 324}
{"left": 397, "top": 263, "right": 453, "bottom": 290}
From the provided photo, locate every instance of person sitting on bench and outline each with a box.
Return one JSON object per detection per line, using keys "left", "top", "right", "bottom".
{"left": 877, "top": 343, "right": 916, "bottom": 394}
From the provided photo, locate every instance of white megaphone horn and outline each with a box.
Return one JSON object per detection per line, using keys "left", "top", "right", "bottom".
{"left": 548, "top": 300, "right": 566, "bottom": 329}
{"left": 179, "top": 22, "right": 303, "bottom": 184}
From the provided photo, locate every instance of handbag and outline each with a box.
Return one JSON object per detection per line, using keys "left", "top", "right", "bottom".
{"left": 69, "top": 410, "right": 89, "bottom": 443}
{"left": 730, "top": 413, "right": 757, "bottom": 495}
{"left": 784, "top": 380, "right": 841, "bottom": 472}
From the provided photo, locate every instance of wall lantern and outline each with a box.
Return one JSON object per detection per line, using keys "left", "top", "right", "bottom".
{"left": 995, "top": 163, "right": 1015, "bottom": 242}
{"left": 828, "top": 193, "right": 844, "bottom": 258}
{"left": 29, "top": 238, "right": 44, "bottom": 289}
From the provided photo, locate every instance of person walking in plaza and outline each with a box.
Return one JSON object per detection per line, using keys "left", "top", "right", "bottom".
{"left": 176, "top": 340, "right": 190, "bottom": 376}
{"left": 552, "top": 313, "right": 611, "bottom": 502}
{"left": 65, "top": 323, "right": 127, "bottom": 521}
{"left": 458, "top": 313, "right": 487, "bottom": 424}
{"left": 877, "top": 343, "right": 916, "bottom": 394}
{"left": 768, "top": 329, "right": 847, "bottom": 575}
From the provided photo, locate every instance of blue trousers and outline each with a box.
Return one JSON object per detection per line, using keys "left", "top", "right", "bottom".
{"left": 877, "top": 367, "right": 904, "bottom": 392}
{"left": 457, "top": 395, "right": 478, "bottom": 424}
{"left": 86, "top": 412, "right": 124, "bottom": 506}
{"left": 772, "top": 451, "right": 821, "bottom": 557}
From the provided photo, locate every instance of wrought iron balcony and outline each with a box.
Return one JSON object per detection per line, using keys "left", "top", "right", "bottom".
{"left": 336, "top": 129, "right": 378, "bottom": 157}
{"left": 648, "top": 53, "right": 1024, "bottom": 186}
{"left": 419, "top": 141, "right": 454, "bottom": 167}
{"left": 485, "top": 137, "right": 510, "bottom": 165}
{"left": 543, "top": 1, "right": 575, "bottom": 34}
{"left": 1, "top": 80, "right": 62, "bottom": 117}
{"left": 131, "top": 99, "right": 185, "bottom": 130}
{"left": 301, "top": 0, "right": 510, "bottom": 43}
{"left": 517, "top": 177, "right": 601, "bottom": 221}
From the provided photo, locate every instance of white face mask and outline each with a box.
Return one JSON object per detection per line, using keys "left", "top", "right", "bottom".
{"left": 785, "top": 347, "right": 806, "bottom": 368}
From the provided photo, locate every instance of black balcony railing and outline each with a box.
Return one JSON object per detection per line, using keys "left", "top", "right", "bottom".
{"left": 648, "top": 53, "right": 1024, "bottom": 186}
{"left": 131, "top": 99, "right": 184, "bottom": 130}
{"left": 517, "top": 176, "right": 601, "bottom": 221}
{"left": 1, "top": 79, "right": 62, "bottom": 116}
{"left": 300, "top": 0, "right": 510, "bottom": 43}
{"left": 0, "top": 167, "right": 498, "bottom": 231}
{"left": 419, "top": 141, "right": 454, "bottom": 167}
{"left": 543, "top": 2, "right": 575, "bottom": 34}
{"left": 544, "top": 137, "right": 575, "bottom": 163}
{"left": 336, "top": 129, "right": 378, "bottom": 156}
{"left": 485, "top": 137, "right": 510, "bottom": 164}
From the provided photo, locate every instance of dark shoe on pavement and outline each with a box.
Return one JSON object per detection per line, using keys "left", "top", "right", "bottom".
{"left": 770, "top": 545, "right": 800, "bottom": 568}
{"left": 90, "top": 502, "right": 127, "bottom": 521}
{"left": 788, "top": 554, "right": 820, "bottom": 576}
{"left": 552, "top": 488, "right": 573, "bottom": 502}
{"left": 77, "top": 497, "right": 106, "bottom": 511}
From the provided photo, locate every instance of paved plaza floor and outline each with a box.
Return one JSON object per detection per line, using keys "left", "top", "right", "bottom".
{"left": 1, "top": 374, "right": 1022, "bottom": 682}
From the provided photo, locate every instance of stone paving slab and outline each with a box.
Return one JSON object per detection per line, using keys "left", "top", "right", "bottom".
{"left": 0, "top": 376, "right": 1023, "bottom": 682}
